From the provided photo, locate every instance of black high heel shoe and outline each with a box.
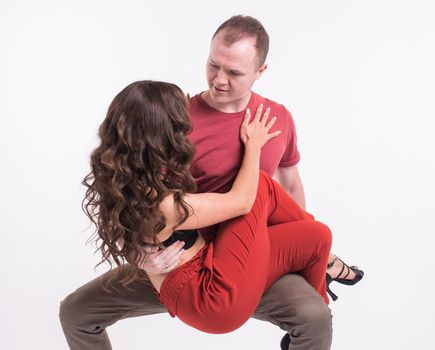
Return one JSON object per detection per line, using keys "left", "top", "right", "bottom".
{"left": 326, "top": 256, "right": 364, "bottom": 301}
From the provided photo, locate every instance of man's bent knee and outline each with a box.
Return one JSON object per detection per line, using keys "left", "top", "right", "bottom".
{"left": 59, "top": 289, "right": 89, "bottom": 328}
{"left": 290, "top": 297, "right": 332, "bottom": 338}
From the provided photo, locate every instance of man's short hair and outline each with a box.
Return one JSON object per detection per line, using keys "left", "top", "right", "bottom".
{"left": 212, "top": 15, "right": 269, "bottom": 68}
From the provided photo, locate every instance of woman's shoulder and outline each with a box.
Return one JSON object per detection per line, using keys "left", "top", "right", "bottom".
{"left": 159, "top": 193, "right": 176, "bottom": 217}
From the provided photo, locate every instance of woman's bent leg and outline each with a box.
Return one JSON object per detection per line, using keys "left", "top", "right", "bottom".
{"left": 265, "top": 221, "right": 332, "bottom": 303}
{"left": 174, "top": 173, "right": 273, "bottom": 333}
{"left": 173, "top": 172, "right": 331, "bottom": 333}
{"left": 264, "top": 174, "right": 314, "bottom": 225}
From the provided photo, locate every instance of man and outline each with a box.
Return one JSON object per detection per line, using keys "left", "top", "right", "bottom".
{"left": 60, "top": 16, "right": 339, "bottom": 350}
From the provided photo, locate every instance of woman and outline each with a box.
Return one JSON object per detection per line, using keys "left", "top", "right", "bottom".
{"left": 83, "top": 80, "right": 334, "bottom": 333}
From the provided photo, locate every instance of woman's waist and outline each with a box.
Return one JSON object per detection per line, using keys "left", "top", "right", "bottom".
{"left": 178, "top": 234, "right": 206, "bottom": 264}
{"left": 159, "top": 242, "right": 210, "bottom": 316}
{"left": 147, "top": 234, "right": 206, "bottom": 293}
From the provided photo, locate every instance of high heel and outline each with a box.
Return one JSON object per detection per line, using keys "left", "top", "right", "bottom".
{"left": 325, "top": 256, "right": 364, "bottom": 301}
{"left": 326, "top": 274, "right": 338, "bottom": 301}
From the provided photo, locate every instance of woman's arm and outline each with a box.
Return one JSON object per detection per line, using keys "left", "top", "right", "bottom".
{"left": 161, "top": 104, "right": 280, "bottom": 230}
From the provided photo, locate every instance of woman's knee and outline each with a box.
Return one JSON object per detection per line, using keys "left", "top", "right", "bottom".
{"left": 313, "top": 221, "right": 333, "bottom": 250}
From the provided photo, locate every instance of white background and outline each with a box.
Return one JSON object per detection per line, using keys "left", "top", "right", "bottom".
{"left": 1, "top": 0, "right": 434, "bottom": 349}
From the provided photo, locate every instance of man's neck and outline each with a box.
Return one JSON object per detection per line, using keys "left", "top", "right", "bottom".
{"left": 202, "top": 91, "right": 252, "bottom": 113}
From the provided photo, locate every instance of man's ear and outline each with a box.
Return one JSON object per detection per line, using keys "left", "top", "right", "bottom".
{"left": 255, "top": 63, "right": 268, "bottom": 81}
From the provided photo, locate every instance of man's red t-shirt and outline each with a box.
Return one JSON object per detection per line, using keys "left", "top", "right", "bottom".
{"left": 188, "top": 92, "right": 300, "bottom": 241}
{"left": 189, "top": 91, "right": 300, "bottom": 194}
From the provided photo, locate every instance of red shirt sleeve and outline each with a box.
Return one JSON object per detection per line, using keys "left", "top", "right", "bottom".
{"left": 278, "top": 109, "right": 300, "bottom": 167}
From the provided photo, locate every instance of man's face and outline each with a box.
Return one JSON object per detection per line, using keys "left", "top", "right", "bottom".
{"left": 206, "top": 31, "right": 267, "bottom": 108}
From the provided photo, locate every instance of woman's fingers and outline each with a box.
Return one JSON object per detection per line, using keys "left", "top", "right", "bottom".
{"left": 161, "top": 249, "right": 186, "bottom": 272}
{"left": 265, "top": 116, "right": 277, "bottom": 130}
{"left": 142, "top": 245, "right": 160, "bottom": 254}
{"left": 241, "top": 104, "right": 281, "bottom": 147}
{"left": 252, "top": 104, "right": 271, "bottom": 126}
{"left": 267, "top": 129, "right": 282, "bottom": 141}
{"left": 138, "top": 241, "right": 186, "bottom": 274}
{"left": 158, "top": 241, "right": 185, "bottom": 262}
{"left": 254, "top": 104, "right": 263, "bottom": 122}
{"left": 260, "top": 107, "right": 270, "bottom": 125}
{"left": 243, "top": 108, "right": 251, "bottom": 124}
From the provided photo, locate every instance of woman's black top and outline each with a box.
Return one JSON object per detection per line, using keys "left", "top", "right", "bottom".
{"left": 160, "top": 229, "right": 198, "bottom": 250}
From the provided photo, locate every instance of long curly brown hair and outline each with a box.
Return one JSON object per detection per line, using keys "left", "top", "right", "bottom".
{"left": 82, "top": 80, "right": 196, "bottom": 286}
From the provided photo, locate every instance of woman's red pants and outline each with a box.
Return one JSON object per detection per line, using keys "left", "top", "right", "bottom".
{"left": 159, "top": 171, "right": 332, "bottom": 333}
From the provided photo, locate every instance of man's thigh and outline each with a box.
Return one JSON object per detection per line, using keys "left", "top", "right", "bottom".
{"left": 60, "top": 265, "right": 167, "bottom": 328}
{"left": 252, "top": 273, "right": 332, "bottom": 340}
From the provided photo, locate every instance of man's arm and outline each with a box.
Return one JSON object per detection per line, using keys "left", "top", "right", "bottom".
{"left": 273, "top": 165, "right": 306, "bottom": 210}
